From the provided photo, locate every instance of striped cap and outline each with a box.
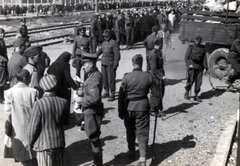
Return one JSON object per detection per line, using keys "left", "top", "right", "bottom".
{"left": 39, "top": 74, "right": 57, "bottom": 92}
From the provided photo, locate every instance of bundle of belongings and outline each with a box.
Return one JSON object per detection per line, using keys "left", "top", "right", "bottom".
{"left": 203, "top": 0, "right": 240, "bottom": 13}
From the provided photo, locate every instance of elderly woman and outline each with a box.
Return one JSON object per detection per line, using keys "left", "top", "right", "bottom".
{"left": 47, "top": 51, "right": 78, "bottom": 102}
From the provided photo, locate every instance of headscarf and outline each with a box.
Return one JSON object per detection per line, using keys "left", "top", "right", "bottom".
{"left": 54, "top": 51, "right": 72, "bottom": 63}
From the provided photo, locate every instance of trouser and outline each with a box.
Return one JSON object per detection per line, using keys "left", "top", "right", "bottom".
{"left": 146, "top": 49, "right": 152, "bottom": 72}
{"left": 85, "top": 114, "right": 103, "bottom": 166}
{"left": 36, "top": 147, "right": 65, "bottom": 166}
{"left": 114, "top": 32, "right": 123, "bottom": 46}
{"left": 124, "top": 111, "right": 149, "bottom": 158}
{"left": 75, "top": 54, "right": 82, "bottom": 77}
{"left": 92, "top": 36, "right": 98, "bottom": 53}
{"left": 101, "top": 65, "right": 116, "bottom": 94}
{"left": 0, "top": 86, "right": 4, "bottom": 101}
{"left": 125, "top": 29, "right": 134, "bottom": 47}
{"left": 21, "top": 158, "right": 38, "bottom": 166}
{"left": 185, "top": 68, "right": 203, "bottom": 94}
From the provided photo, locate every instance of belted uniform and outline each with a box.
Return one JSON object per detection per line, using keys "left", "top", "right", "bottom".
{"left": 118, "top": 68, "right": 154, "bottom": 160}
{"left": 185, "top": 44, "right": 207, "bottom": 94}
{"left": 96, "top": 39, "right": 120, "bottom": 96}
{"left": 82, "top": 69, "right": 103, "bottom": 166}
{"left": 72, "top": 35, "right": 91, "bottom": 77}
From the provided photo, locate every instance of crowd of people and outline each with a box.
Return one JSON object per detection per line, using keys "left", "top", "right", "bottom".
{"left": 2, "top": 1, "right": 240, "bottom": 166}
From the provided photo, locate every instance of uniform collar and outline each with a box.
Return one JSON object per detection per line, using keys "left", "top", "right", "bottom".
{"left": 133, "top": 68, "right": 142, "bottom": 71}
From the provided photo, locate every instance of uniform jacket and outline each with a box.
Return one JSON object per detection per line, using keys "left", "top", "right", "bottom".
{"left": 82, "top": 69, "right": 103, "bottom": 116}
{"left": 143, "top": 34, "right": 157, "bottom": 51}
{"left": 118, "top": 68, "right": 154, "bottom": 116}
{"left": 8, "top": 51, "right": 28, "bottom": 79}
{"left": 17, "top": 25, "right": 28, "bottom": 38}
{"left": 28, "top": 93, "right": 68, "bottom": 151}
{"left": 37, "top": 51, "right": 51, "bottom": 77}
{"left": 72, "top": 35, "right": 91, "bottom": 56}
{"left": 125, "top": 15, "right": 134, "bottom": 30}
{"left": 96, "top": 39, "right": 121, "bottom": 67}
{"left": 149, "top": 48, "right": 165, "bottom": 80}
{"left": 185, "top": 44, "right": 207, "bottom": 70}
{"left": 113, "top": 18, "right": 125, "bottom": 34}
{"left": 228, "top": 38, "right": 240, "bottom": 72}
{"left": 4, "top": 82, "right": 38, "bottom": 161}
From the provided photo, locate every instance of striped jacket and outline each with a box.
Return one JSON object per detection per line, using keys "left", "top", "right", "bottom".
{"left": 28, "top": 93, "right": 69, "bottom": 151}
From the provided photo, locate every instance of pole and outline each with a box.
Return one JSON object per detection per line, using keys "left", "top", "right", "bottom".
{"left": 236, "top": 94, "right": 240, "bottom": 166}
{"left": 152, "top": 111, "right": 158, "bottom": 160}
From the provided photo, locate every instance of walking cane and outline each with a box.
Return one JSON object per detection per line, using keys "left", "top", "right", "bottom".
{"left": 152, "top": 111, "right": 158, "bottom": 160}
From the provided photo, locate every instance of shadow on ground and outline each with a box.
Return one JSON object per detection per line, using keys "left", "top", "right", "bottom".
{"left": 65, "top": 135, "right": 117, "bottom": 166}
{"left": 200, "top": 89, "right": 225, "bottom": 100}
{"left": 103, "top": 135, "right": 196, "bottom": 166}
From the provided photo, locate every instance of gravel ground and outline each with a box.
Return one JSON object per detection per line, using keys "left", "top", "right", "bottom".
{"left": 0, "top": 16, "right": 239, "bottom": 166}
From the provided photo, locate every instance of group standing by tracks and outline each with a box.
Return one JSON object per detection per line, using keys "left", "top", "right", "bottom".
{"left": 2, "top": 2, "right": 240, "bottom": 166}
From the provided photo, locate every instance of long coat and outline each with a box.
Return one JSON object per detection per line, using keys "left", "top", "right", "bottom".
{"left": 4, "top": 82, "right": 38, "bottom": 161}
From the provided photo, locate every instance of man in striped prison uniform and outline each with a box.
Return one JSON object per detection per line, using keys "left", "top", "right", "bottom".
{"left": 28, "top": 74, "right": 69, "bottom": 166}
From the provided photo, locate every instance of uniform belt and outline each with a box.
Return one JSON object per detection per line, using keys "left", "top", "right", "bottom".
{"left": 128, "top": 96, "right": 148, "bottom": 101}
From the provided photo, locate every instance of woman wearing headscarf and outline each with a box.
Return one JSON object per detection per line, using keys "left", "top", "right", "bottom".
{"left": 47, "top": 51, "right": 78, "bottom": 102}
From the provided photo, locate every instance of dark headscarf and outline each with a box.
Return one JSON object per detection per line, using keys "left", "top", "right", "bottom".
{"left": 54, "top": 51, "right": 72, "bottom": 63}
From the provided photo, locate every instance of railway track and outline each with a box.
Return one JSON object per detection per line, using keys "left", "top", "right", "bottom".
{"left": 5, "top": 21, "right": 91, "bottom": 48}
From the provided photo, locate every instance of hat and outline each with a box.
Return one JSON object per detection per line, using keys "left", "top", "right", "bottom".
{"left": 102, "top": 29, "right": 112, "bottom": 36}
{"left": 0, "top": 28, "right": 5, "bottom": 34}
{"left": 82, "top": 53, "right": 98, "bottom": 64}
{"left": 20, "top": 18, "right": 26, "bottom": 23}
{"left": 13, "top": 37, "right": 26, "bottom": 47}
{"left": 39, "top": 74, "right": 58, "bottom": 92}
{"left": 132, "top": 54, "right": 143, "bottom": 65}
{"left": 16, "top": 69, "right": 30, "bottom": 82}
{"left": 152, "top": 25, "right": 158, "bottom": 32}
{"left": 78, "top": 27, "right": 86, "bottom": 33}
{"left": 195, "top": 35, "right": 202, "bottom": 40}
{"left": 154, "top": 38, "right": 162, "bottom": 46}
{"left": 23, "top": 45, "right": 42, "bottom": 57}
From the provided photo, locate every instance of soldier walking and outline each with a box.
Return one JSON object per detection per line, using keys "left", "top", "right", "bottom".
{"left": 184, "top": 36, "right": 207, "bottom": 102}
{"left": 118, "top": 54, "right": 158, "bottom": 166}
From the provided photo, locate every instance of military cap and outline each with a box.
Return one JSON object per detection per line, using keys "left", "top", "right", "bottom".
{"left": 39, "top": 74, "right": 58, "bottom": 92}
{"left": 82, "top": 53, "right": 98, "bottom": 64}
{"left": 102, "top": 29, "right": 112, "bottom": 36}
{"left": 16, "top": 69, "right": 30, "bottom": 81}
{"left": 20, "top": 18, "right": 26, "bottom": 23}
{"left": 13, "top": 37, "right": 26, "bottom": 47}
{"left": 23, "top": 45, "right": 42, "bottom": 57}
{"left": 152, "top": 25, "right": 158, "bottom": 32}
{"left": 154, "top": 38, "right": 162, "bottom": 46}
{"left": 132, "top": 54, "right": 143, "bottom": 65}
{"left": 0, "top": 28, "right": 5, "bottom": 34}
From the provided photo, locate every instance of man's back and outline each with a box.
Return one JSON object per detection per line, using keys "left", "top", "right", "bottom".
{"left": 29, "top": 95, "right": 69, "bottom": 151}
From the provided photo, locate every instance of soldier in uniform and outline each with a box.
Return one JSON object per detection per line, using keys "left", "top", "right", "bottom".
{"left": 17, "top": 18, "right": 29, "bottom": 42}
{"left": 72, "top": 27, "right": 91, "bottom": 78}
{"left": 143, "top": 25, "right": 158, "bottom": 71}
{"left": 149, "top": 38, "right": 166, "bottom": 112}
{"left": 125, "top": 11, "right": 134, "bottom": 49}
{"left": 80, "top": 54, "right": 104, "bottom": 166}
{"left": 81, "top": 29, "right": 120, "bottom": 101}
{"left": 184, "top": 36, "right": 207, "bottom": 102}
{"left": 118, "top": 54, "right": 157, "bottom": 166}
{"left": 226, "top": 37, "right": 240, "bottom": 86}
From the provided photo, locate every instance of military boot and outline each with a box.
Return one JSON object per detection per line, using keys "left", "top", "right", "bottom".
{"left": 107, "top": 92, "right": 115, "bottom": 102}
{"left": 194, "top": 93, "right": 202, "bottom": 102}
{"left": 102, "top": 90, "right": 109, "bottom": 98}
{"left": 184, "top": 91, "right": 189, "bottom": 100}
